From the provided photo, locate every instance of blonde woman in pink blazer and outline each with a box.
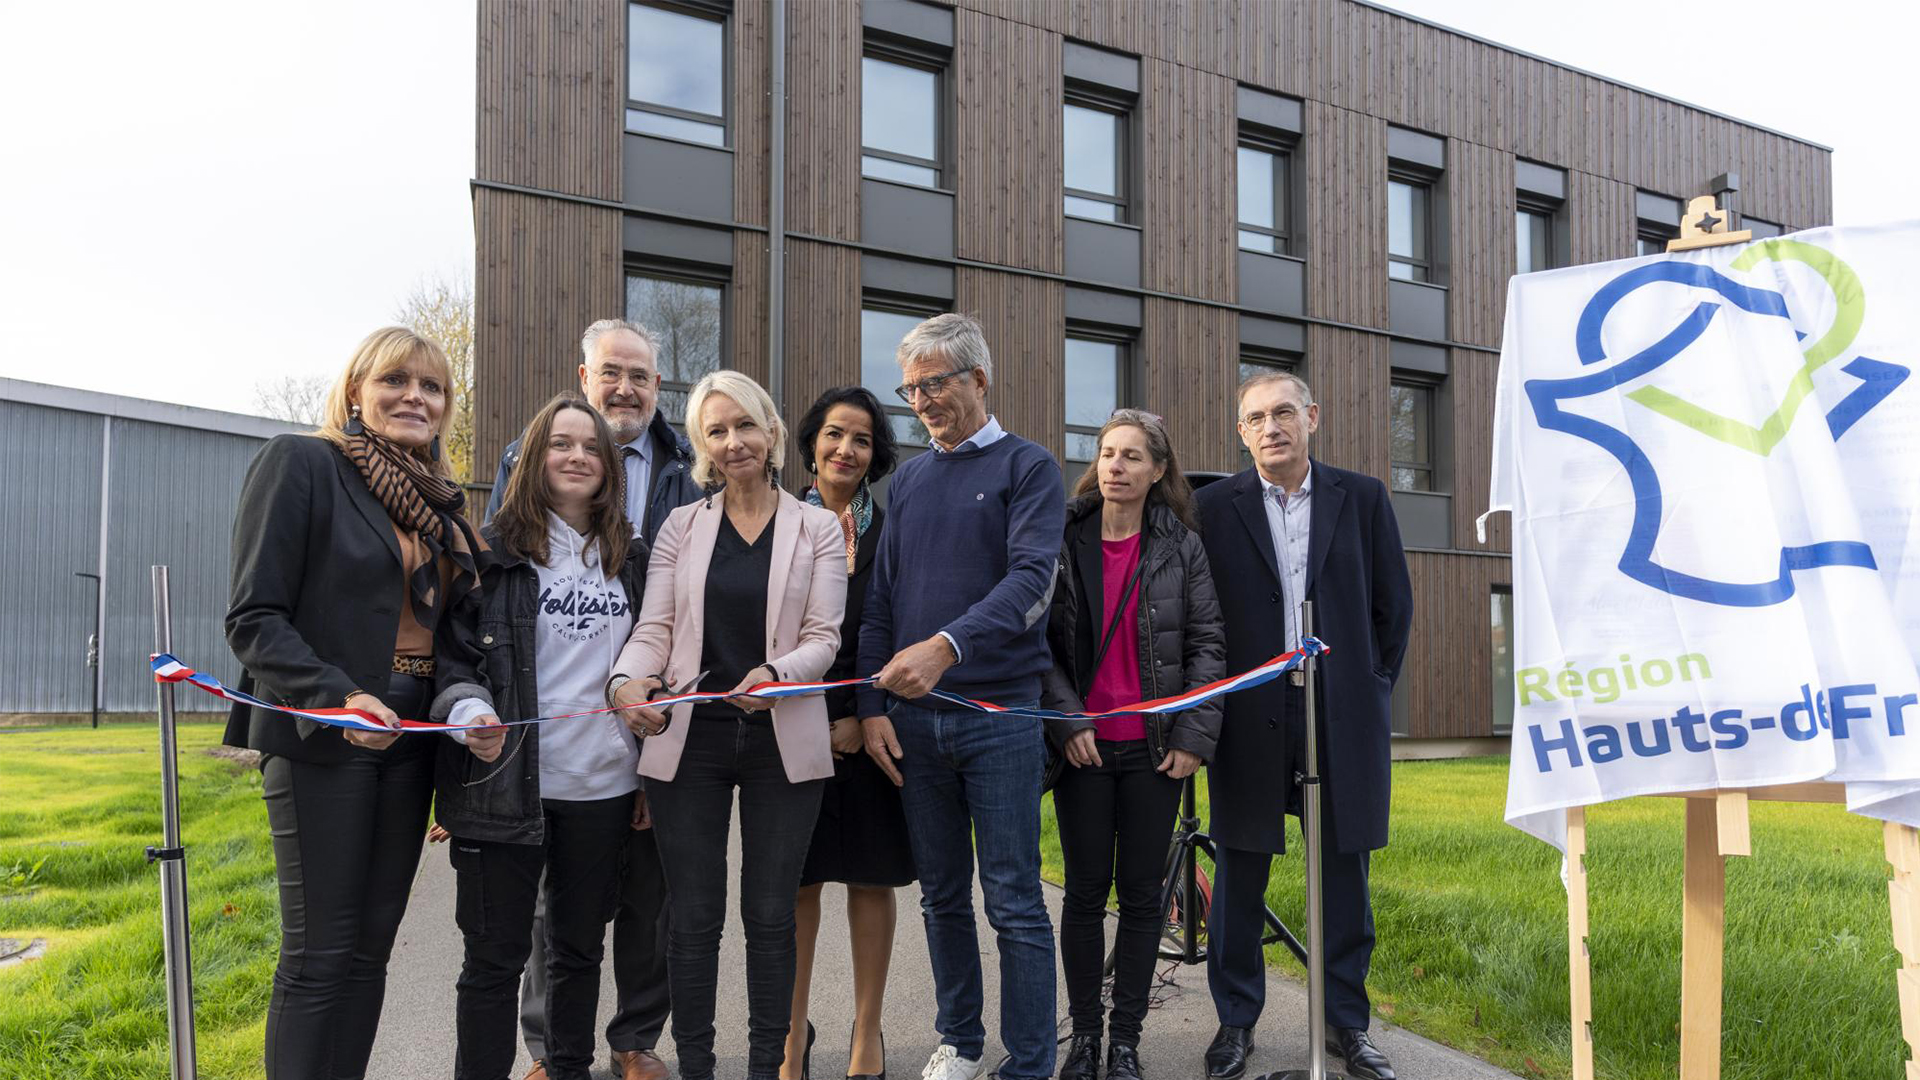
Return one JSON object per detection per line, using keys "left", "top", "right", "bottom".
{"left": 608, "top": 369, "right": 846, "bottom": 1080}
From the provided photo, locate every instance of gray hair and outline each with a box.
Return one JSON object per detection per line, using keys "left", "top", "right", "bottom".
{"left": 580, "top": 318, "right": 660, "bottom": 364}
{"left": 896, "top": 312, "right": 993, "bottom": 384}
{"left": 1238, "top": 369, "right": 1314, "bottom": 409}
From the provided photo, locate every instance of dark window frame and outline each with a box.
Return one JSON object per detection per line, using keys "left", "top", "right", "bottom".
{"left": 1063, "top": 84, "right": 1133, "bottom": 223}
{"left": 1637, "top": 223, "right": 1677, "bottom": 257}
{"left": 1388, "top": 374, "right": 1440, "bottom": 493}
{"left": 1237, "top": 127, "right": 1294, "bottom": 256}
{"left": 1490, "top": 584, "right": 1515, "bottom": 736}
{"left": 626, "top": 0, "right": 731, "bottom": 146}
{"left": 1515, "top": 194, "right": 1561, "bottom": 274}
{"left": 624, "top": 261, "right": 731, "bottom": 434}
{"left": 860, "top": 36, "right": 950, "bottom": 189}
{"left": 860, "top": 294, "right": 944, "bottom": 451}
{"left": 1387, "top": 168, "right": 1436, "bottom": 283}
{"left": 1063, "top": 324, "right": 1135, "bottom": 477}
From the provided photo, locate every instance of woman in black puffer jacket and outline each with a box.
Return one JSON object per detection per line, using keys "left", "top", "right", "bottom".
{"left": 1040, "top": 409, "right": 1225, "bottom": 1080}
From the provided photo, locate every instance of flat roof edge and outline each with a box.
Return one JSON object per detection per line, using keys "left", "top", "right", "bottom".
{"left": 0, "top": 378, "right": 310, "bottom": 441}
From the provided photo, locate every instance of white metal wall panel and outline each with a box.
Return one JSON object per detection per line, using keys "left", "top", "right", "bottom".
{"left": 0, "top": 401, "right": 105, "bottom": 712}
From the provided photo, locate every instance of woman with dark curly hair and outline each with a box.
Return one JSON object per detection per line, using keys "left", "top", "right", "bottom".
{"left": 779, "top": 386, "right": 914, "bottom": 1080}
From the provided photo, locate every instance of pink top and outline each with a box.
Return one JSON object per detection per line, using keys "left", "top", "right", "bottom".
{"left": 1084, "top": 533, "right": 1146, "bottom": 742}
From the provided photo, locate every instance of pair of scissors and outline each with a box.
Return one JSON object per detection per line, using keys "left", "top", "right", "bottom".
{"left": 634, "top": 669, "right": 709, "bottom": 738}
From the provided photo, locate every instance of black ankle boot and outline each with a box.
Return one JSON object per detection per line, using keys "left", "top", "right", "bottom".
{"left": 1105, "top": 1042, "right": 1142, "bottom": 1080}
{"left": 1058, "top": 1034, "right": 1101, "bottom": 1080}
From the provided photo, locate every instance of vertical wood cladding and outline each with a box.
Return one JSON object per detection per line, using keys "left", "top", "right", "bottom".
{"left": 473, "top": 187, "right": 622, "bottom": 472}
{"left": 785, "top": 0, "right": 862, "bottom": 240}
{"left": 779, "top": 241, "right": 860, "bottom": 481}
{"left": 1140, "top": 60, "right": 1237, "bottom": 302}
{"left": 1449, "top": 347, "right": 1507, "bottom": 554}
{"left": 956, "top": 267, "right": 1066, "bottom": 460}
{"left": 954, "top": 10, "right": 1063, "bottom": 273}
{"left": 1403, "top": 550, "right": 1509, "bottom": 738}
{"left": 1141, "top": 298, "right": 1236, "bottom": 473}
{"left": 1303, "top": 102, "right": 1389, "bottom": 329}
{"left": 733, "top": 0, "right": 770, "bottom": 227}
{"left": 1567, "top": 170, "right": 1635, "bottom": 266}
{"left": 1446, "top": 139, "right": 1514, "bottom": 349}
{"left": 732, "top": 230, "right": 770, "bottom": 384}
{"left": 475, "top": 0, "right": 622, "bottom": 200}
{"left": 1305, "top": 324, "right": 1389, "bottom": 480}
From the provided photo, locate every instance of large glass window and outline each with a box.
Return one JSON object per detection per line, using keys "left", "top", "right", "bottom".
{"left": 1064, "top": 335, "right": 1125, "bottom": 476}
{"left": 1637, "top": 226, "right": 1675, "bottom": 257}
{"left": 1389, "top": 380, "right": 1435, "bottom": 491}
{"left": 1064, "top": 99, "right": 1127, "bottom": 222}
{"left": 1388, "top": 176, "right": 1431, "bottom": 281}
{"left": 1491, "top": 586, "right": 1514, "bottom": 735}
{"left": 627, "top": 4, "right": 726, "bottom": 145}
{"left": 1743, "top": 215, "right": 1782, "bottom": 239}
{"left": 1237, "top": 140, "right": 1291, "bottom": 254}
{"left": 860, "top": 306, "right": 932, "bottom": 448}
{"left": 862, "top": 54, "right": 941, "bottom": 187}
{"left": 626, "top": 271, "right": 724, "bottom": 428}
{"left": 1515, "top": 204, "right": 1555, "bottom": 275}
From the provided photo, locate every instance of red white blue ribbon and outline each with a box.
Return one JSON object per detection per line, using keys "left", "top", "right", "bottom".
{"left": 151, "top": 637, "right": 1327, "bottom": 735}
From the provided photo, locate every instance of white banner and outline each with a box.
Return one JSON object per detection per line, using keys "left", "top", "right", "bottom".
{"left": 1485, "top": 222, "right": 1920, "bottom": 848}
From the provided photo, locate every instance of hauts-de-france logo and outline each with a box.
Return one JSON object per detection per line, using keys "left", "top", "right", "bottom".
{"left": 1524, "top": 239, "right": 1907, "bottom": 607}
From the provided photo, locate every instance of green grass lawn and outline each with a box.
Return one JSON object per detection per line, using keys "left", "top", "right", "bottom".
{"left": 1040, "top": 756, "right": 1908, "bottom": 1080}
{"left": 0, "top": 721, "right": 276, "bottom": 1080}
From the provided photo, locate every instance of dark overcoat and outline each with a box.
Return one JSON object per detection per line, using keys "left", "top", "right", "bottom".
{"left": 1194, "top": 460, "right": 1412, "bottom": 854}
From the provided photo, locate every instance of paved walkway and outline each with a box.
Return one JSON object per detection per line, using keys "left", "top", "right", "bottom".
{"left": 371, "top": 818, "right": 1519, "bottom": 1080}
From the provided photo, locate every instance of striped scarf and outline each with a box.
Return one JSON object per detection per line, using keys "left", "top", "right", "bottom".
{"left": 804, "top": 482, "right": 873, "bottom": 573}
{"left": 339, "top": 429, "right": 484, "bottom": 628}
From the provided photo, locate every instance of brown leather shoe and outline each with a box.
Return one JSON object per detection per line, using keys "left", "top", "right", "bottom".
{"left": 612, "top": 1048, "right": 670, "bottom": 1080}
{"left": 521, "top": 1062, "right": 549, "bottom": 1080}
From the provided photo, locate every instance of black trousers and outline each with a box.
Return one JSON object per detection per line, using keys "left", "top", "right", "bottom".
{"left": 1054, "top": 739, "right": 1182, "bottom": 1045}
{"left": 646, "top": 718, "right": 825, "bottom": 1080}
{"left": 1206, "top": 687, "right": 1377, "bottom": 1032}
{"left": 453, "top": 793, "right": 633, "bottom": 1080}
{"left": 260, "top": 673, "right": 434, "bottom": 1080}
{"left": 519, "top": 820, "right": 671, "bottom": 1061}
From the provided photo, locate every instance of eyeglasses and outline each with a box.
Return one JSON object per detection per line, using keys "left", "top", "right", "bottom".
{"left": 894, "top": 368, "right": 972, "bottom": 404}
{"left": 1239, "top": 405, "right": 1303, "bottom": 429}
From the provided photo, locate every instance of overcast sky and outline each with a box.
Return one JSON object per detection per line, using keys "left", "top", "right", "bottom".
{"left": 1, "top": 0, "right": 1909, "bottom": 417}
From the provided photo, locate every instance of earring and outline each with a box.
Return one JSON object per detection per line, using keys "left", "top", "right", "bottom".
{"left": 345, "top": 403, "right": 365, "bottom": 436}
{"left": 430, "top": 435, "right": 442, "bottom": 462}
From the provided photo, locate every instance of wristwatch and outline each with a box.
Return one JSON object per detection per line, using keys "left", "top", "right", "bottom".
{"left": 604, "top": 673, "right": 632, "bottom": 710}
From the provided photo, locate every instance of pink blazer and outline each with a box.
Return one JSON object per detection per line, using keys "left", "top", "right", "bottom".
{"left": 615, "top": 488, "right": 848, "bottom": 783}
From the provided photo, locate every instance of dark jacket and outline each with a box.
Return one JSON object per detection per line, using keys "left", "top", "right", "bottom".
{"left": 1194, "top": 461, "right": 1413, "bottom": 855}
{"left": 485, "top": 409, "right": 698, "bottom": 548}
{"left": 822, "top": 501, "right": 885, "bottom": 722}
{"left": 1040, "top": 495, "right": 1226, "bottom": 766}
{"left": 430, "top": 526, "right": 649, "bottom": 845}
{"left": 223, "top": 434, "right": 484, "bottom": 764}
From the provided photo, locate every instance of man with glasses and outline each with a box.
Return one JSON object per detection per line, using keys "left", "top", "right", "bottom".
{"left": 483, "top": 317, "right": 699, "bottom": 1080}
{"left": 858, "top": 312, "right": 1065, "bottom": 1080}
{"left": 1192, "top": 371, "right": 1412, "bottom": 1080}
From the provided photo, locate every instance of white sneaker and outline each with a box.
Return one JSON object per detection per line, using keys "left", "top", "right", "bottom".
{"left": 921, "top": 1044, "right": 987, "bottom": 1080}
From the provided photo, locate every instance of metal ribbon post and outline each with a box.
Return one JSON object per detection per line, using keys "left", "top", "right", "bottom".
{"left": 147, "top": 566, "right": 199, "bottom": 1080}
{"left": 1264, "top": 601, "right": 1347, "bottom": 1080}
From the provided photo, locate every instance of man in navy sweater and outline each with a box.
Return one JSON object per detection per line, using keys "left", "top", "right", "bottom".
{"left": 858, "top": 313, "right": 1066, "bottom": 1080}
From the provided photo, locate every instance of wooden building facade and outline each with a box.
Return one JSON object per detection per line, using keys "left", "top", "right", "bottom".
{"left": 472, "top": 0, "right": 1833, "bottom": 743}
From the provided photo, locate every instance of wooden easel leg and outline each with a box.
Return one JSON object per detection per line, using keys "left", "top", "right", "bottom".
{"left": 1680, "top": 798, "right": 1726, "bottom": 1080}
{"left": 1882, "top": 821, "right": 1920, "bottom": 1079}
{"left": 1567, "top": 806, "right": 1593, "bottom": 1080}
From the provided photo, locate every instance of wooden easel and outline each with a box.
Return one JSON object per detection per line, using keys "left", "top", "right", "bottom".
{"left": 1559, "top": 200, "right": 1920, "bottom": 1079}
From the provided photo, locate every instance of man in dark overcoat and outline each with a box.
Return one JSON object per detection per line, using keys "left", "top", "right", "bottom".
{"left": 1193, "top": 370, "right": 1413, "bottom": 1080}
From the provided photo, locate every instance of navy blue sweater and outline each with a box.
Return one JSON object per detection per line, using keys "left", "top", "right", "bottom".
{"left": 856, "top": 432, "right": 1065, "bottom": 714}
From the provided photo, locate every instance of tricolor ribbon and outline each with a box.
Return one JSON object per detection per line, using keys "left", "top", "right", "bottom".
{"left": 151, "top": 637, "right": 1327, "bottom": 735}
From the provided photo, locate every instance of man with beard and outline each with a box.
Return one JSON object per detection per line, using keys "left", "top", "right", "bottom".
{"left": 484, "top": 317, "right": 700, "bottom": 1080}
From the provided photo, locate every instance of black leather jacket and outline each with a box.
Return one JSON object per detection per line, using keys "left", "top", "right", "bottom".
{"left": 430, "top": 527, "right": 648, "bottom": 845}
{"left": 1039, "top": 495, "right": 1226, "bottom": 766}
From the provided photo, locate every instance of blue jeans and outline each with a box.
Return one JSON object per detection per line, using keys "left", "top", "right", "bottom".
{"left": 890, "top": 700, "right": 1056, "bottom": 1080}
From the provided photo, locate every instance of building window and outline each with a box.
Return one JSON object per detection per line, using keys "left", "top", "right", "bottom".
{"left": 1743, "top": 215, "right": 1783, "bottom": 239}
{"left": 1237, "top": 135, "right": 1292, "bottom": 255}
{"left": 1515, "top": 201, "right": 1558, "bottom": 274}
{"left": 1389, "top": 379, "right": 1436, "bottom": 491}
{"left": 1388, "top": 175, "right": 1432, "bottom": 282}
{"left": 1237, "top": 353, "right": 1297, "bottom": 465}
{"left": 1637, "top": 224, "right": 1676, "bottom": 257}
{"left": 1064, "top": 93, "right": 1128, "bottom": 222}
{"left": 860, "top": 304, "right": 933, "bottom": 449}
{"left": 1064, "top": 333, "right": 1127, "bottom": 476}
{"left": 1491, "top": 586, "right": 1514, "bottom": 735}
{"left": 861, "top": 51, "right": 942, "bottom": 187}
{"left": 626, "top": 270, "right": 725, "bottom": 428}
{"left": 627, "top": 3, "right": 727, "bottom": 146}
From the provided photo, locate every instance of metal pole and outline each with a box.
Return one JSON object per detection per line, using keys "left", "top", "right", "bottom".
{"left": 1265, "top": 601, "right": 1347, "bottom": 1080}
{"left": 74, "top": 571, "right": 101, "bottom": 728}
{"left": 1183, "top": 776, "right": 1201, "bottom": 964}
{"left": 148, "top": 566, "right": 198, "bottom": 1080}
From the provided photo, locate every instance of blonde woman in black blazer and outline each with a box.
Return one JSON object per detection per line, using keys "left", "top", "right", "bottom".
{"left": 224, "top": 326, "right": 491, "bottom": 1080}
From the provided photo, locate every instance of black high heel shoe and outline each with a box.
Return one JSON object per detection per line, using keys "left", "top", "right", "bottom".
{"left": 847, "top": 1022, "right": 886, "bottom": 1080}
{"left": 802, "top": 1021, "right": 817, "bottom": 1080}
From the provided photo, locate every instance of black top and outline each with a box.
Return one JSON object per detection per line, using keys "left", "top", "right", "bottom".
{"left": 692, "top": 511, "right": 775, "bottom": 721}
